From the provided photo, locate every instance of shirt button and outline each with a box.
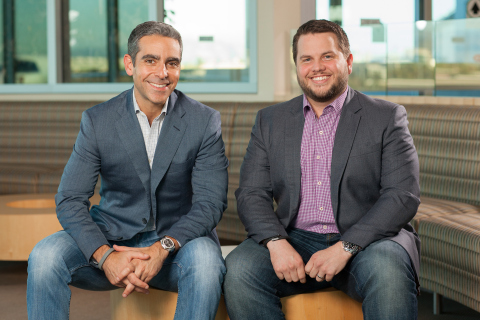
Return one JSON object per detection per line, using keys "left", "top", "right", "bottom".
{"left": 319, "top": 207, "right": 324, "bottom": 211}
{"left": 319, "top": 131, "right": 324, "bottom": 135}
{"left": 317, "top": 181, "right": 322, "bottom": 185}
{"left": 142, "top": 218, "right": 148, "bottom": 224}
{"left": 316, "top": 156, "right": 321, "bottom": 159}
{"left": 323, "top": 225, "right": 328, "bottom": 229}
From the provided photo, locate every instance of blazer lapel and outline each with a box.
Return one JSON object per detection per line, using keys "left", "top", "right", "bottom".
{"left": 115, "top": 88, "right": 151, "bottom": 195}
{"left": 150, "top": 91, "right": 186, "bottom": 190}
{"left": 331, "top": 88, "right": 362, "bottom": 217}
{"left": 285, "top": 96, "right": 305, "bottom": 213}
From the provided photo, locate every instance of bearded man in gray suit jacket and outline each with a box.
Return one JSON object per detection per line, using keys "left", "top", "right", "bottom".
{"left": 224, "top": 20, "right": 420, "bottom": 320}
{"left": 27, "top": 22, "right": 228, "bottom": 320}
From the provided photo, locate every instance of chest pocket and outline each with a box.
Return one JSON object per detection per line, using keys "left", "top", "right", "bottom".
{"left": 349, "top": 142, "right": 382, "bottom": 158}
{"left": 168, "top": 157, "right": 194, "bottom": 173}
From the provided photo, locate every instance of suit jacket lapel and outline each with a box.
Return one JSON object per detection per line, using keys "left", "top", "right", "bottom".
{"left": 151, "top": 91, "right": 186, "bottom": 190}
{"left": 331, "top": 88, "right": 362, "bottom": 217}
{"left": 115, "top": 88, "right": 151, "bottom": 195}
{"left": 285, "top": 96, "right": 305, "bottom": 213}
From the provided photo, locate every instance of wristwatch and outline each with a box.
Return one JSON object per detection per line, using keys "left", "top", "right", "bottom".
{"left": 160, "top": 237, "right": 176, "bottom": 255}
{"left": 341, "top": 241, "right": 362, "bottom": 256}
{"left": 261, "top": 235, "right": 289, "bottom": 248}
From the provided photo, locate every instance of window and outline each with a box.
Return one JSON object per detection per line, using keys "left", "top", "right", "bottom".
{"left": 0, "top": 0, "right": 257, "bottom": 94}
{"left": 165, "top": 0, "right": 256, "bottom": 93}
{"left": 314, "top": 0, "right": 480, "bottom": 96}
{"left": 1, "top": 0, "right": 47, "bottom": 84}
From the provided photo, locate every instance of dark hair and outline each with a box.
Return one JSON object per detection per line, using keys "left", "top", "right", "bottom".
{"left": 292, "top": 19, "right": 351, "bottom": 64}
{"left": 128, "top": 21, "right": 183, "bottom": 65}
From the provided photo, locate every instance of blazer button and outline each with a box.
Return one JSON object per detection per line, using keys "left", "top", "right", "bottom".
{"left": 142, "top": 218, "right": 148, "bottom": 224}
{"left": 117, "top": 237, "right": 123, "bottom": 240}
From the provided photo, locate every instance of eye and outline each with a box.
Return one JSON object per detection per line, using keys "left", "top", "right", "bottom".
{"left": 145, "top": 59, "right": 155, "bottom": 64}
{"left": 168, "top": 61, "right": 179, "bottom": 68}
{"left": 323, "top": 55, "right": 333, "bottom": 60}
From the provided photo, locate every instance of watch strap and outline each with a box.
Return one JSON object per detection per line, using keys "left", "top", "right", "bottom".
{"left": 262, "top": 235, "right": 289, "bottom": 248}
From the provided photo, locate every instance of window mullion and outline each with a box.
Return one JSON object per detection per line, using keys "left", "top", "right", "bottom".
{"left": 3, "top": 0, "right": 15, "bottom": 83}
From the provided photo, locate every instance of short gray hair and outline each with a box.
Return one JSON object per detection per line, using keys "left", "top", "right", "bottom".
{"left": 128, "top": 21, "right": 183, "bottom": 65}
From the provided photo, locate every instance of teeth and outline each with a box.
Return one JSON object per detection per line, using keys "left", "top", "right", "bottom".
{"left": 150, "top": 83, "right": 167, "bottom": 88}
{"left": 312, "top": 76, "right": 329, "bottom": 81}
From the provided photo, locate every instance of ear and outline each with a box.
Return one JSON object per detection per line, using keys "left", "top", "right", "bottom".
{"left": 124, "top": 54, "right": 134, "bottom": 76}
{"left": 346, "top": 54, "right": 353, "bottom": 75}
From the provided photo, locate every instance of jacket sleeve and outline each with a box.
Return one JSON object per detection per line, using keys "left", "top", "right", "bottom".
{"left": 164, "top": 111, "right": 229, "bottom": 246}
{"left": 340, "top": 105, "right": 421, "bottom": 249}
{"left": 235, "top": 110, "right": 289, "bottom": 243}
{"left": 55, "top": 111, "right": 109, "bottom": 260}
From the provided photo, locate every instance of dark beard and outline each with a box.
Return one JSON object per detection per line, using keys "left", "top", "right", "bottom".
{"left": 297, "top": 70, "right": 348, "bottom": 103}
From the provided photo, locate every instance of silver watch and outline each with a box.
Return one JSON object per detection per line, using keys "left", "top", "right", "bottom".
{"left": 342, "top": 241, "right": 362, "bottom": 256}
{"left": 160, "top": 237, "right": 175, "bottom": 254}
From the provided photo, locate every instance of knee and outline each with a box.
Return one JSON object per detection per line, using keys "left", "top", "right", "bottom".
{"left": 224, "top": 241, "right": 265, "bottom": 291}
{"left": 181, "top": 237, "right": 226, "bottom": 282}
{"left": 28, "top": 232, "right": 72, "bottom": 282}
{"left": 355, "top": 241, "right": 416, "bottom": 297}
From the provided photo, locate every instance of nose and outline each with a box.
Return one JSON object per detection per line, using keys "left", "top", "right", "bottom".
{"left": 312, "top": 59, "right": 326, "bottom": 72}
{"left": 155, "top": 63, "right": 168, "bottom": 79}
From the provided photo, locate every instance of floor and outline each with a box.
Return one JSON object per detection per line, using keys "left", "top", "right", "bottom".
{"left": 2, "top": 259, "right": 479, "bottom": 320}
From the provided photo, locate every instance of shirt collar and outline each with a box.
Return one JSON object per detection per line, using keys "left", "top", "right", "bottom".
{"left": 132, "top": 89, "right": 169, "bottom": 116}
{"left": 303, "top": 86, "right": 348, "bottom": 118}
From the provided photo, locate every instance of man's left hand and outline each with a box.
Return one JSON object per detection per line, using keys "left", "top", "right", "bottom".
{"left": 113, "top": 241, "right": 169, "bottom": 297}
{"left": 304, "top": 241, "right": 352, "bottom": 282}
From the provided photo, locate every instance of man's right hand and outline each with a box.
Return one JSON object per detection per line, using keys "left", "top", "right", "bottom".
{"left": 93, "top": 245, "right": 150, "bottom": 295}
{"left": 266, "top": 239, "right": 306, "bottom": 283}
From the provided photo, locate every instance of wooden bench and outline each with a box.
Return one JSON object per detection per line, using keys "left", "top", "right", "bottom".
{"left": 110, "top": 287, "right": 363, "bottom": 320}
{"left": 0, "top": 193, "right": 100, "bottom": 260}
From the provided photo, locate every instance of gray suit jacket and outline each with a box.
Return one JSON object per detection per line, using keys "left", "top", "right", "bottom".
{"left": 235, "top": 87, "right": 421, "bottom": 278}
{"left": 56, "top": 89, "right": 228, "bottom": 260}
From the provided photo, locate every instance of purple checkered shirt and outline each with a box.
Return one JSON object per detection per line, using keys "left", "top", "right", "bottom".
{"left": 293, "top": 88, "right": 348, "bottom": 234}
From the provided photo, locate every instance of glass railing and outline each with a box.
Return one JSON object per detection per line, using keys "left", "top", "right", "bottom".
{"left": 292, "top": 18, "right": 480, "bottom": 97}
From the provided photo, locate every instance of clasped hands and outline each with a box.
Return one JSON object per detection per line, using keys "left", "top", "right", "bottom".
{"left": 96, "top": 241, "right": 168, "bottom": 298}
{"left": 266, "top": 239, "right": 352, "bottom": 284}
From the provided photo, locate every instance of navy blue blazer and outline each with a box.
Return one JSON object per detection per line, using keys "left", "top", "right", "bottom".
{"left": 56, "top": 89, "right": 228, "bottom": 260}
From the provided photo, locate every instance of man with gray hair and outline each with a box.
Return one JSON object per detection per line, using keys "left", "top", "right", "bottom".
{"left": 27, "top": 21, "right": 228, "bottom": 320}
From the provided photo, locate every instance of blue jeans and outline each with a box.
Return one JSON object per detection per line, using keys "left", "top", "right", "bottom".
{"left": 224, "top": 228, "right": 417, "bottom": 320}
{"left": 27, "top": 231, "right": 225, "bottom": 320}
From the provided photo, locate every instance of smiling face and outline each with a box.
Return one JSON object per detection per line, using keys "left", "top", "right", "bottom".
{"left": 296, "top": 32, "right": 353, "bottom": 109}
{"left": 124, "top": 34, "right": 181, "bottom": 111}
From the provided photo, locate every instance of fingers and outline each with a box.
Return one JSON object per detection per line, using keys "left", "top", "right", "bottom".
{"left": 274, "top": 271, "right": 285, "bottom": 281}
{"left": 127, "top": 272, "right": 149, "bottom": 289}
{"left": 274, "top": 264, "right": 305, "bottom": 283}
{"left": 113, "top": 245, "right": 150, "bottom": 260}
{"left": 324, "top": 271, "right": 335, "bottom": 282}
{"left": 122, "top": 282, "right": 136, "bottom": 298}
{"left": 121, "top": 281, "right": 149, "bottom": 297}
{"left": 113, "top": 245, "right": 132, "bottom": 252}
{"left": 117, "top": 266, "right": 134, "bottom": 283}
{"left": 315, "top": 273, "right": 325, "bottom": 282}
{"left": 297, "top": 267, "right": 307, "bottom": 284}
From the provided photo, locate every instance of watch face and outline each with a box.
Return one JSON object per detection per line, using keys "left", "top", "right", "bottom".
{"left": 161, "top": 238, "right": 175, "bottom": 252}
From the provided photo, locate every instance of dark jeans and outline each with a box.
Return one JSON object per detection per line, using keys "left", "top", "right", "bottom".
{"left": 224, "top": 228, "right": 417, "bottom": 320}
